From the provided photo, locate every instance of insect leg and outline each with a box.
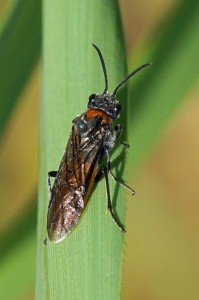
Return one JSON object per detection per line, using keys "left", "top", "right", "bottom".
{"left": 114, "top": 124, "right": 130, "bottom": 148}
{"left": 47, "top": 171, "right": 57, "bottom": 194}
{"left": 45, "top": 171, "right": 58, "bottom": 245}
{"left": 105, "top": 149, "right": 135, "bottom": 195}
{"left": 44, "top": 171, "right": 57, "bottom": 245}
{"left": 102, "top": 166, "right": 126, "bottom": 232}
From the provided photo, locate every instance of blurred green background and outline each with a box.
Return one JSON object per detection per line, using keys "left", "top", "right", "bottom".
{"left": 1, "top": 0, "right": 199, "bottom": 299}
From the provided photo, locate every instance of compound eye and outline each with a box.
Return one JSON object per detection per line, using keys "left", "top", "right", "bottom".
{"left": 116, "top": 103, "right": 121, "bottom": 113}
{"left": 89, "top": 94, "right": 96, "bottom": 102}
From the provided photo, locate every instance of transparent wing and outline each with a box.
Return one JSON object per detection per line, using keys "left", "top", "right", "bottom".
{"left": 47, "top": 119, "right": 105, "bottom": 242}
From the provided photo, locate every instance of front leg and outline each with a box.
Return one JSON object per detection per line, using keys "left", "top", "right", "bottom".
{"left": 114, "top": 124, "right": 130, "bottom": 148}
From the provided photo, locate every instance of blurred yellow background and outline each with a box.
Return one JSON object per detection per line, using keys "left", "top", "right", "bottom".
{"left": 0, "top": 0, "right": 199, "bottom": 299}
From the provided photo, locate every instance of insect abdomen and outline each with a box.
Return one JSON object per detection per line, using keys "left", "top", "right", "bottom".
{"left": 47, "top": 186, "right": 85, "bottom": 243}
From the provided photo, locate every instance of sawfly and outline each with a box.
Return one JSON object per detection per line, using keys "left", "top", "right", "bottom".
{"left": 45, "top": 44, "right": 151, "bottom": 243}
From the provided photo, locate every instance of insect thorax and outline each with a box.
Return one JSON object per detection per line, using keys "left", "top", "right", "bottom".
{"left": 73, "top": 112, "right": 116, "bottom": 150}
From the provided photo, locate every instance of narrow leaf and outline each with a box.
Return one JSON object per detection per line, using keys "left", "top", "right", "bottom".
{"left": 0, "top": 0, "right": 41, "bottom": 137}
{"left": 128, "top": 0, "right": 199, "bottom": 167}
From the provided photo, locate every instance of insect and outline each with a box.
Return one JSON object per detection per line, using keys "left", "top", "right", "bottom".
{"left": 45, "top": 44, "right": 151, "bottom": 244}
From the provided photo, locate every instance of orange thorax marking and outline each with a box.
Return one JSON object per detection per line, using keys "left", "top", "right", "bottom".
{"left": 86, "top": 109, "right": 110, "bottom": 124}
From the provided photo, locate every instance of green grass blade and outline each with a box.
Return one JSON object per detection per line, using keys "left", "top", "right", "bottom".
{"left": 128, "top": 0, "right": 199, "bottom": 167}
{"left": 36, "top": 1, "right": 127, "bottom": 299}
{"left": 0, "top": 0, "right": 41, "bottom": 138}
{"left": 0, "top": 231, "right": 36, "bottom": 300}
{"left": 0, "top": 194, "right": 36, "bottom": 299}
{"left": 0, "top": 197, "right": 37, "bottom": 260}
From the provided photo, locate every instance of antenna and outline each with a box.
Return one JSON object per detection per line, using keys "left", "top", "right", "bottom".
{"left": 92, "top": 44, "right": 108, "bottom": 94}
{"left": 112, "top": 63, "right": 152, "bottom": 96}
